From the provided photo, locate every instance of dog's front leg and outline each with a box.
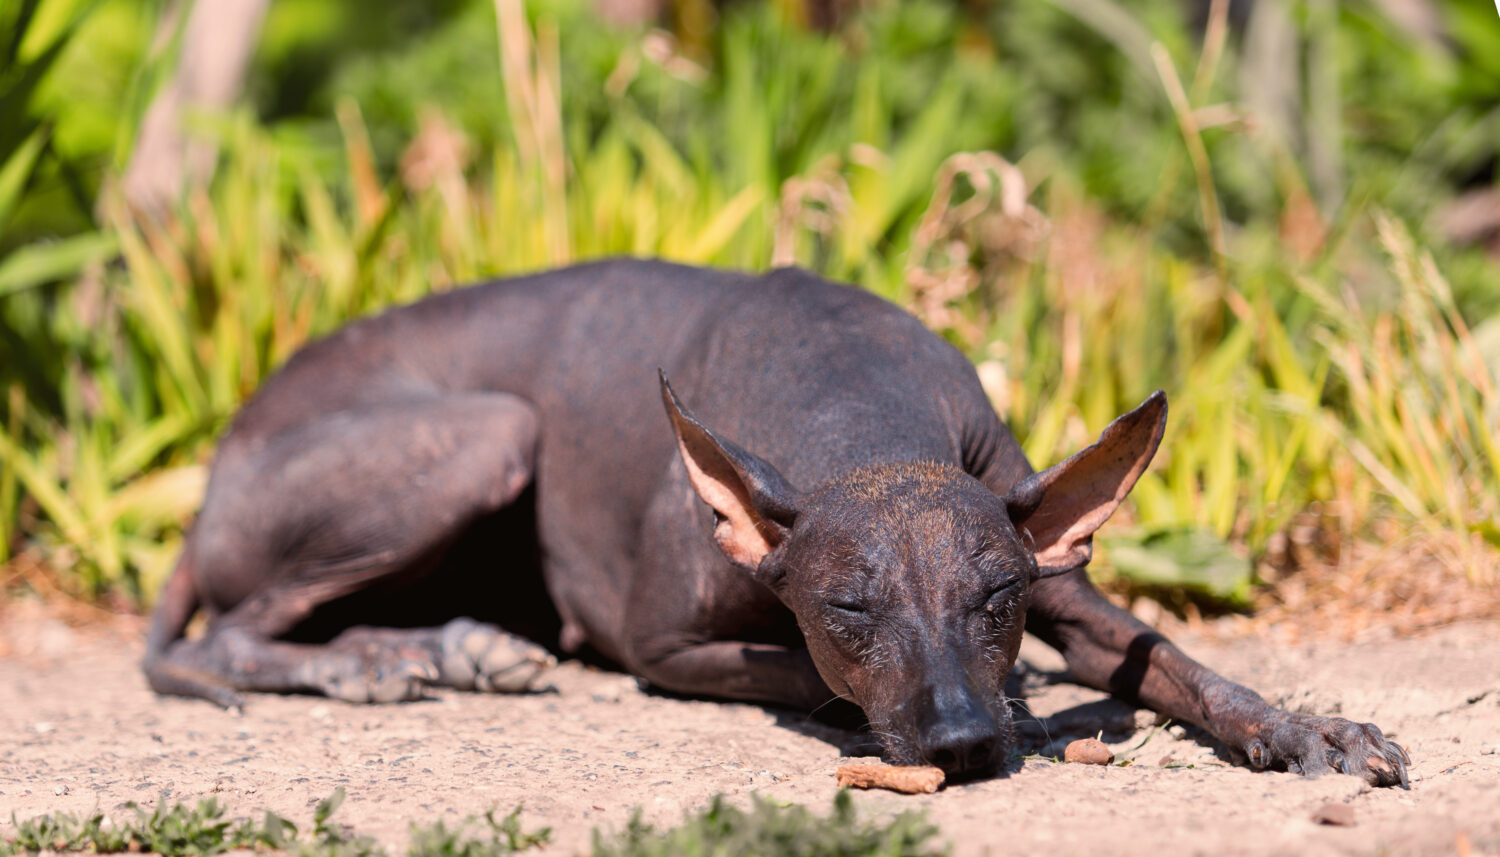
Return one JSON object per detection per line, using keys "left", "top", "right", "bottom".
{"left": 1026, "top": 568, "right": 1410, "bottom": 787}
{"left": 629, "top": 639, "right": 837, "bottom": 711}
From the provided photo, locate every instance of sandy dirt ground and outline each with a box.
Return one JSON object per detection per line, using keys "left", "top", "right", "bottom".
{"left": 1, "top": 600, "right": 1497, "bottom": 857}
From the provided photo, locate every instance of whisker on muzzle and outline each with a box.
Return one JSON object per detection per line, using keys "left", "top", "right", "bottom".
{"left": 1001, "top": 695, "right": 1046, "bottom": 753}
{"left": 807, "top": 692, "right": 846, "bottom": 719}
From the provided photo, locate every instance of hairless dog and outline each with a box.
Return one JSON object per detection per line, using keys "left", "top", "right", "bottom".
{"left": 144, "top": 259, "right": 1408, "bottom": 786}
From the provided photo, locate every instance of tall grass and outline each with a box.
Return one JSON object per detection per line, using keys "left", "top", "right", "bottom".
{"left": 1, "top": 0, "right": 1496, "bottom": 605}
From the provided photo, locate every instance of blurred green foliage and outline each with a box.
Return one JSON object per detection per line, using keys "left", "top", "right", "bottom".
{"left": 0, "top": 0, "right": 1497, "bottom": 604}
{"left": 0, "top": 789, "right": 926, "bottom": 857}
{"left": 591, "top": 791, "right": 942, "bottom": 857}
{"left": 0, "top": 787, "right": 551, "bottom": 857}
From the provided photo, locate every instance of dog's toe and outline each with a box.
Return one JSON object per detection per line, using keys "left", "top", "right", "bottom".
{"left": 474, "top": 640, "right": 554, "bottom": 693}
{"left": 1340, "top": 725, "right": 1409, "bottom": 789}
{"left": 1268, "top": 715, "right": 1408, "bottom": 789}
{"left": 1379, "top": 740, "right": 1411, "bottom": 789}
{"left": 441, "top": 618, "right": 554, "bottom": 693}
{"left": 364, "top": 659, "right": 433, "bottom": 703}
{"left": 209, "top": 685, "right": 247, "bottom": 712}
{"left": 316, "top": 654, "right": 432, "bottom": 704}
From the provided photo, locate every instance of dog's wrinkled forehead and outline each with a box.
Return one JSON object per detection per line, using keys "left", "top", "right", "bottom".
{"left": 802, "top": 461, "right": 1015, "bottom": 565}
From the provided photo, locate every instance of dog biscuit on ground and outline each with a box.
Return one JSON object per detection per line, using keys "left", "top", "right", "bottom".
{"left": 835, "top": 763, "right": 945, "bottom": 794}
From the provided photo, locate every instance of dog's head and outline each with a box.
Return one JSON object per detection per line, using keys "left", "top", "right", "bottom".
{"left": 660, "top": 373, "right": 1166, "bottom": 778}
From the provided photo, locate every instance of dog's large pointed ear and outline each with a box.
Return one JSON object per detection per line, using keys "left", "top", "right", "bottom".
{"left": 1002, "top": 391, "right": 1167, "bottom": 579}
{"left": 660, "top": 371, "right": 802, "bottom": 570}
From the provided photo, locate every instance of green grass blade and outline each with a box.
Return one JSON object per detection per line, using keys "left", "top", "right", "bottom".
{"left": 0, "top": 232, "right": 118, "bottom": 296}
{"left": 0, "top": 127, "right": 48, "bottom": 232}
{"left": 0, "top": 426, "right": 93, "bottom": 565}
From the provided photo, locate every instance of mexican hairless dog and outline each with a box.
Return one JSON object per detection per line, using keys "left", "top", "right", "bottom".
{"left": 144, "top": 259, "right": 1408, "bottom": 786}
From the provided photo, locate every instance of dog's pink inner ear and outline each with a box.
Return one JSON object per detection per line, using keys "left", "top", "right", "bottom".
{"left": 675, "top": 432, "right": 781, "bottom": 567}
{"left": 659, "top": 372, "right": 797, "bottom": 570}
{"left": 1009, "top": 391, "right": 1168, "bottom": 575}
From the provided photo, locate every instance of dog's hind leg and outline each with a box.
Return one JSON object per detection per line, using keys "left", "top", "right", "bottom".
{"left": 154, "top": 619, "right": 554, "bottom": 703}
{"left": 145, "top": 392, "right": 541, "bottom": 707}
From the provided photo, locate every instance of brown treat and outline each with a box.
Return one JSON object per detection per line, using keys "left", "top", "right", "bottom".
{"left": 1064, "top": 738, "right": 1114, "bottom": 766}
{"left": 1312, "top": 802, "right": 1356, "bottom": 827}
{"left": 835, "top": 763, "right": 945, "bottom": 794}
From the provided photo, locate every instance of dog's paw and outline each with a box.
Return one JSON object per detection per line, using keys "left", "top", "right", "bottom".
{"left": 305, "top": 653, "right": 435, "bottom": 704}
{"left": 1246, "top": 713, "right": 1410, "bottom": 788}
{"left": 440, "top": 618, "right": 555, "bottom": 693}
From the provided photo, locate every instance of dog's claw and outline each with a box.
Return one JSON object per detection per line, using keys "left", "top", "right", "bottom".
{"left": 1332, "top": 750, "right": 1352, "bottom": 775}
{"left": 1245, "top": 739, "right": 1269, "bottom": 769}
{"left": 1393, "top": 741, "right": 1412, "bottom": 766}
{"left": 1385, "top": 741, "right": 1411, "bottom": 789}
{"left": 208, "top": 686, "right": 246, "bottom": 712}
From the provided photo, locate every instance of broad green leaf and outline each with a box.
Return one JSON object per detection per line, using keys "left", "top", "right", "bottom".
{"left": 1100, "top": 527, "right": 1254, "bottom": 607}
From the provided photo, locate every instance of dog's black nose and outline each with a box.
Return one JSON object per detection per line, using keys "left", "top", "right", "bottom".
{"left": 913, "top": 680, "right": 1001, "bottom": 775}
{"left": 919, "top": 721, "right": 1000, "bottom": 775}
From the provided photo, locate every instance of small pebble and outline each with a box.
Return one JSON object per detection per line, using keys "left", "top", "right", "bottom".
{"left": 1312, "top": 802, "right": 1356, "bottom": 827}
{"left": 1158, "top": 755, "right": 1175, "bottom": 767}
{"left": 1064, "top": 738, "right": 1114, "bottom": 766}
{"left": 54, "top": 785, "right": 69, "bottom": 796}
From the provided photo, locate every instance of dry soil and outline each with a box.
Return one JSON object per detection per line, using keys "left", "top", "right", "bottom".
{"left": 1, "top": 600, "right": 1496, "bottom": 857}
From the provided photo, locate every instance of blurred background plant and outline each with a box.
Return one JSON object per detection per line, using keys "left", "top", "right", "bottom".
{"left": 0, "top": 0, "right": 1496, "bottom": 627}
